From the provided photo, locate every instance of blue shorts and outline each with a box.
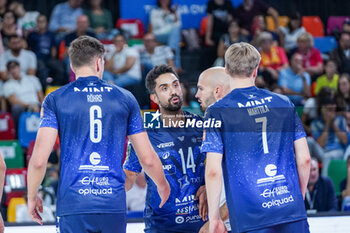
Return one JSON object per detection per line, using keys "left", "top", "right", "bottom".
{"left": 246, "top": 219, "right": 309, "bottom": 233}
{"left": 56, "top": 213, "right": 126, "bottom": 233}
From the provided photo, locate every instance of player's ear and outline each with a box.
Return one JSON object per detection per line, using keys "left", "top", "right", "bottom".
{"left": 70, "top": 63, "right": 75, "bottom": 73}
{"left": 224, "top": 66, "right": 230, "bottom": 76}
{"left": 96, "top": 57, "right": 101, "bottom": 72}
{"left": 150, "top": 93, "right": 159, "bottom": 105}
{"left": 215, "top": 86, "right": 223, "bottom": 99}
{"left": 252, "top": 66, "right": 259, "bottom": 78}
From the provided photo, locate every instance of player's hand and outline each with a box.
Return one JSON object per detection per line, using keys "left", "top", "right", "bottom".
{"left": 27, "top": 195, "right": 44, "bottom": 225}
{"left": 195, "top": 185, "right": 208, "bottom": 221}
{"left": 0, "top": 212, "right": 4, "bottom": 233}
{"left": 199, "top": 221, "right": 209, "bottom": 233}
{"left": 209, "top": 219, "right": 227, "bottom": 233}
{"left": 158, "top": 180, "right": 171, "bottom": 208}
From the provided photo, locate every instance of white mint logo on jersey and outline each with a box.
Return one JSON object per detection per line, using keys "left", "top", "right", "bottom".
{"left": 237, "top": 96, "right": 273, "bottom": 108}
{"left": 260, "top": 185, "right": 290, "bottom": 198}
{"left": 78, "top": 152, "right": 110, "bottom": 172}
{"left": 256, "top": 164, "right": 286, "bottom": 186}
{"left": 74, "top": 87, "right": 113, "bottom": 92}
{"left": 143, "top": 110, "right": 221, "bottom": 129}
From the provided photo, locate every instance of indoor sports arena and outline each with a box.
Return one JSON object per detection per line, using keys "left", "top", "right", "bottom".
{"left": 1, "top": 0, "right": 350, "bottom": 232}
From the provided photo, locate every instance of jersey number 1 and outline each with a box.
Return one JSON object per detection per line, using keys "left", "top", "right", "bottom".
{"left": 90, "top": 105, "right": 102, "bottom": 143}
{"left": 255, "top": 117, "right": 269, "bottom": 154}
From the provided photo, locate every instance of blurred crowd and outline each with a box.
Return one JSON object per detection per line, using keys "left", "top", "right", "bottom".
{"left": 0, "top": 0, "right": 350, "bottom": 223}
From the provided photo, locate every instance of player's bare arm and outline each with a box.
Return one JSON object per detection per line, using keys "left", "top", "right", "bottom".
{"left": 129, "top": 132, "right": 170, "bottom": 207}
{"left": 27, "top": 127, "right": 58, "bottom": 224}
{"left": 294, "top": 137, "right": 311, "bottom": 199}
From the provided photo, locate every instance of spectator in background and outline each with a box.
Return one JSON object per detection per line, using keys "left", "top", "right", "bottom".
{"left": 27, "top": 14, "right": 66, "bottom": 88}
{"left": 63, "top": 15, "right": 96, "bottom": 48}
{"left": 278, "top": 53, "right": 311, "bottom": 106}
{"left": 214, "top": 20, "right": 248, "bottom": 67}
{"left": 105, "top": 34, "right": 141, "bottom": 87}
{"left": 311, "top": 95, "right": 348, "bottom": 175}
{"left": 0, "top": 0, "right": 7, "bottom": 20}
{"left": 48, "top": 0, "right": 83, "bottom": 35}
{"left": 0, "top": 11, "right": 22, "bottom": 49}
{"left": 303, "top": 87, "right": 334, "bottom": 135}
{"left": 305, "top": 157, "right": 338, "bottom": 213}
{"left": 295, "top": 32, "right": 324, "bottom": 78}
{"left": 9, "top": 1, "right": 39, "bottom": 36}
{"left": 84, "top": 0, "right": 113, "bottom": 38}
{"left": 126, "top": 172, "right": 147, "bottom": 211}
{"left": 149, "top": 0, "right": 181, "bottom": 68}
{"left": 342, "top": 19, "right": 350, "bottom": 35}
{"left": 234, "top": 0, "right": 279, "bottom": 36}
{"left": 279, "top": 12, "right": 305, "bottom": 54}
{"left": 258, "top": 31, "right": 288, "bottom": 87}
{"left": 335, "top": 73, "right": 350, "bottom": 128}
{"left": 314, "top": 60, "right": 339, "bottom": 95}
{"left": 0, "top": 35, "right": 37, "bottom": 80}
{"left": 205, "top": 0, "right": 234, "bottom": 46}
{"left": 340, "top": 156, "right": 350, "bottom": 211}
{"left": 140, "top": 32, "right": 175, "bottom": 73}
{"left": 250, "top": 15, "right": 279, "bottom": 46}
{"left": 3, "top": 61, "right": 43, "bottom": 128}
{"left": 181, "top": 81, "right": 201, "bottom": 115}
{"left": 330, "top": 32, "right": 350, "bottom": 74}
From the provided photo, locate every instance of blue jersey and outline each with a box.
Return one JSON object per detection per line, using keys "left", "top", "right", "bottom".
{"left": 124, "top": 112, "right": 206, "bottom": 232}
{"left": 201, "top": 86, "right": 307, "bottom": 233}
{"left": 40, "top": 76, "right": 144, "bottom": 216}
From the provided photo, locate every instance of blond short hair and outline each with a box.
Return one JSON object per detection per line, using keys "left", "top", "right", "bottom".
{"left": 297, "top": 32, "right": 314, "bottom": 46}
{"left": 225, "top": 42, "right": 261, "bottom": 77}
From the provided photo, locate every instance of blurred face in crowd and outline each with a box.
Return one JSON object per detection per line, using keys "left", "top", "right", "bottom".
{"left": 260, "top": 38, "right": 272, "bottom": 52}
{"left": 37, "top": 15, "right": 48, "bottom": 32}
{"left": 228, "top": 21, "right": 240, "bottom": 36}
{"left": 321, "top": 103, "right": 336, "bottom": 121}
{"left": 9, "top": 36, "right": 23, "bottom": 53}
{"left": 69, "top": 0, "right": 83, "bottom": 9}
{"left": 0, "top": 0, "right": 7, "bottom": 8}
{"left": 3, "top": 11, "right": 16, "bottom": 26}
{"left": 143, "top": 33, "right": 157, "bottom": 53}
{"left": 290, "top": 18, "right": 301, "bottom": 30}
{"left": 339, "top": 33, "right": 350, "bottom": 50}
{"left": 297, "top": 38, "right": 312, "bottom": 52}
{"left": 308, "top": 159, "right": 319, "bottom": 187}
{"left": 214, "top": 0, "right": 225, "bottom": 5}
{"left": 9, "top": 2, "right": 25, "bottom": 17}
{"left": 290, "top": 53, "right": 303, "bottom": 72}
{"left": 76, "top": 15, "right": 89, "bottom": 33}
{"left": 7, "top": 63, "right": 21, "bottom": 80}
{"left": 113, "top": 35, "right": 126, "bottom": 53}
{"left": 255, "top": 15, "right": 265, "bottom": 30}
{"left": 89, "top": 0, "right": 102, "bottom": 8}
{"left": 325, "top": 61, "right": 337, "bottom": 78}
{"left": 343, "top": 23, "right": 350, "bottom": 34}
{"left": 159, "top": 0, "right": 171, "bottom": 9}
{"left": 338, "top": 75, "right": 350, "bottom": 96}
{"left": 151, "top": 73, "right": 183, "bottom": 112}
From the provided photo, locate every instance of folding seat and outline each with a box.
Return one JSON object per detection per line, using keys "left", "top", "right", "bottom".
{"left": 0, "top": 112, "right": 15, "bottom": 140}
{"left": 18, "top": 112, "right": 41, "bottom": 148}
{"left": 302, "top": 16, "right": 324, "bottom": 37}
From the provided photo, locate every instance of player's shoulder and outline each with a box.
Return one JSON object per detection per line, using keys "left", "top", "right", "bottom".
{"left": 258, "top": 88, "right": 294, "bottom": 107}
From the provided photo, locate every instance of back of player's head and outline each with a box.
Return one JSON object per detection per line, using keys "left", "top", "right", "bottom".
{"left": 68, "top": 35, "right": 105, "bottom": 69}
{"left": 146, "top": 64, "right": 179, "bottom": 94}
{"left": 225, "top": 42, "right": 261, "bottom": 78}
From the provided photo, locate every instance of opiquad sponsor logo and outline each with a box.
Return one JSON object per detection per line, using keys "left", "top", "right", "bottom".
{"left": 262, "top": 195, "right": 294, "bottom": 209}
{"left": 78, "top": 176, "right": 112, "bottom": 196}
{"left": 78, "top": 187, "right": 112, "bottom": 196}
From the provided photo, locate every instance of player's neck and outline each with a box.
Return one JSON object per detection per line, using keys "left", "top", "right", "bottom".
{"left": 229, "top": 77, "right": 256, "bottom": 91}
{"left": 75, "top": 67, "right": 102, "bottom": 79}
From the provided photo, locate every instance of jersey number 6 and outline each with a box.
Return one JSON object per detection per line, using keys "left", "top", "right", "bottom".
{"left": 90, "top": 105, "right": 102, "bottom": 143}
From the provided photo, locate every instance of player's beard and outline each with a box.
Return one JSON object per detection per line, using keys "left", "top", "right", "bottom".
{"left": 200, "top": 94, "right": 216, "bottom": 112}
{"left": 162, "top": 94, "right": 183, "bottom": 112}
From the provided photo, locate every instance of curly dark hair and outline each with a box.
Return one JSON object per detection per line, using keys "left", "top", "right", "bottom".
{"left": 145, "top": 64, "right": 179, "bottom": 94}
